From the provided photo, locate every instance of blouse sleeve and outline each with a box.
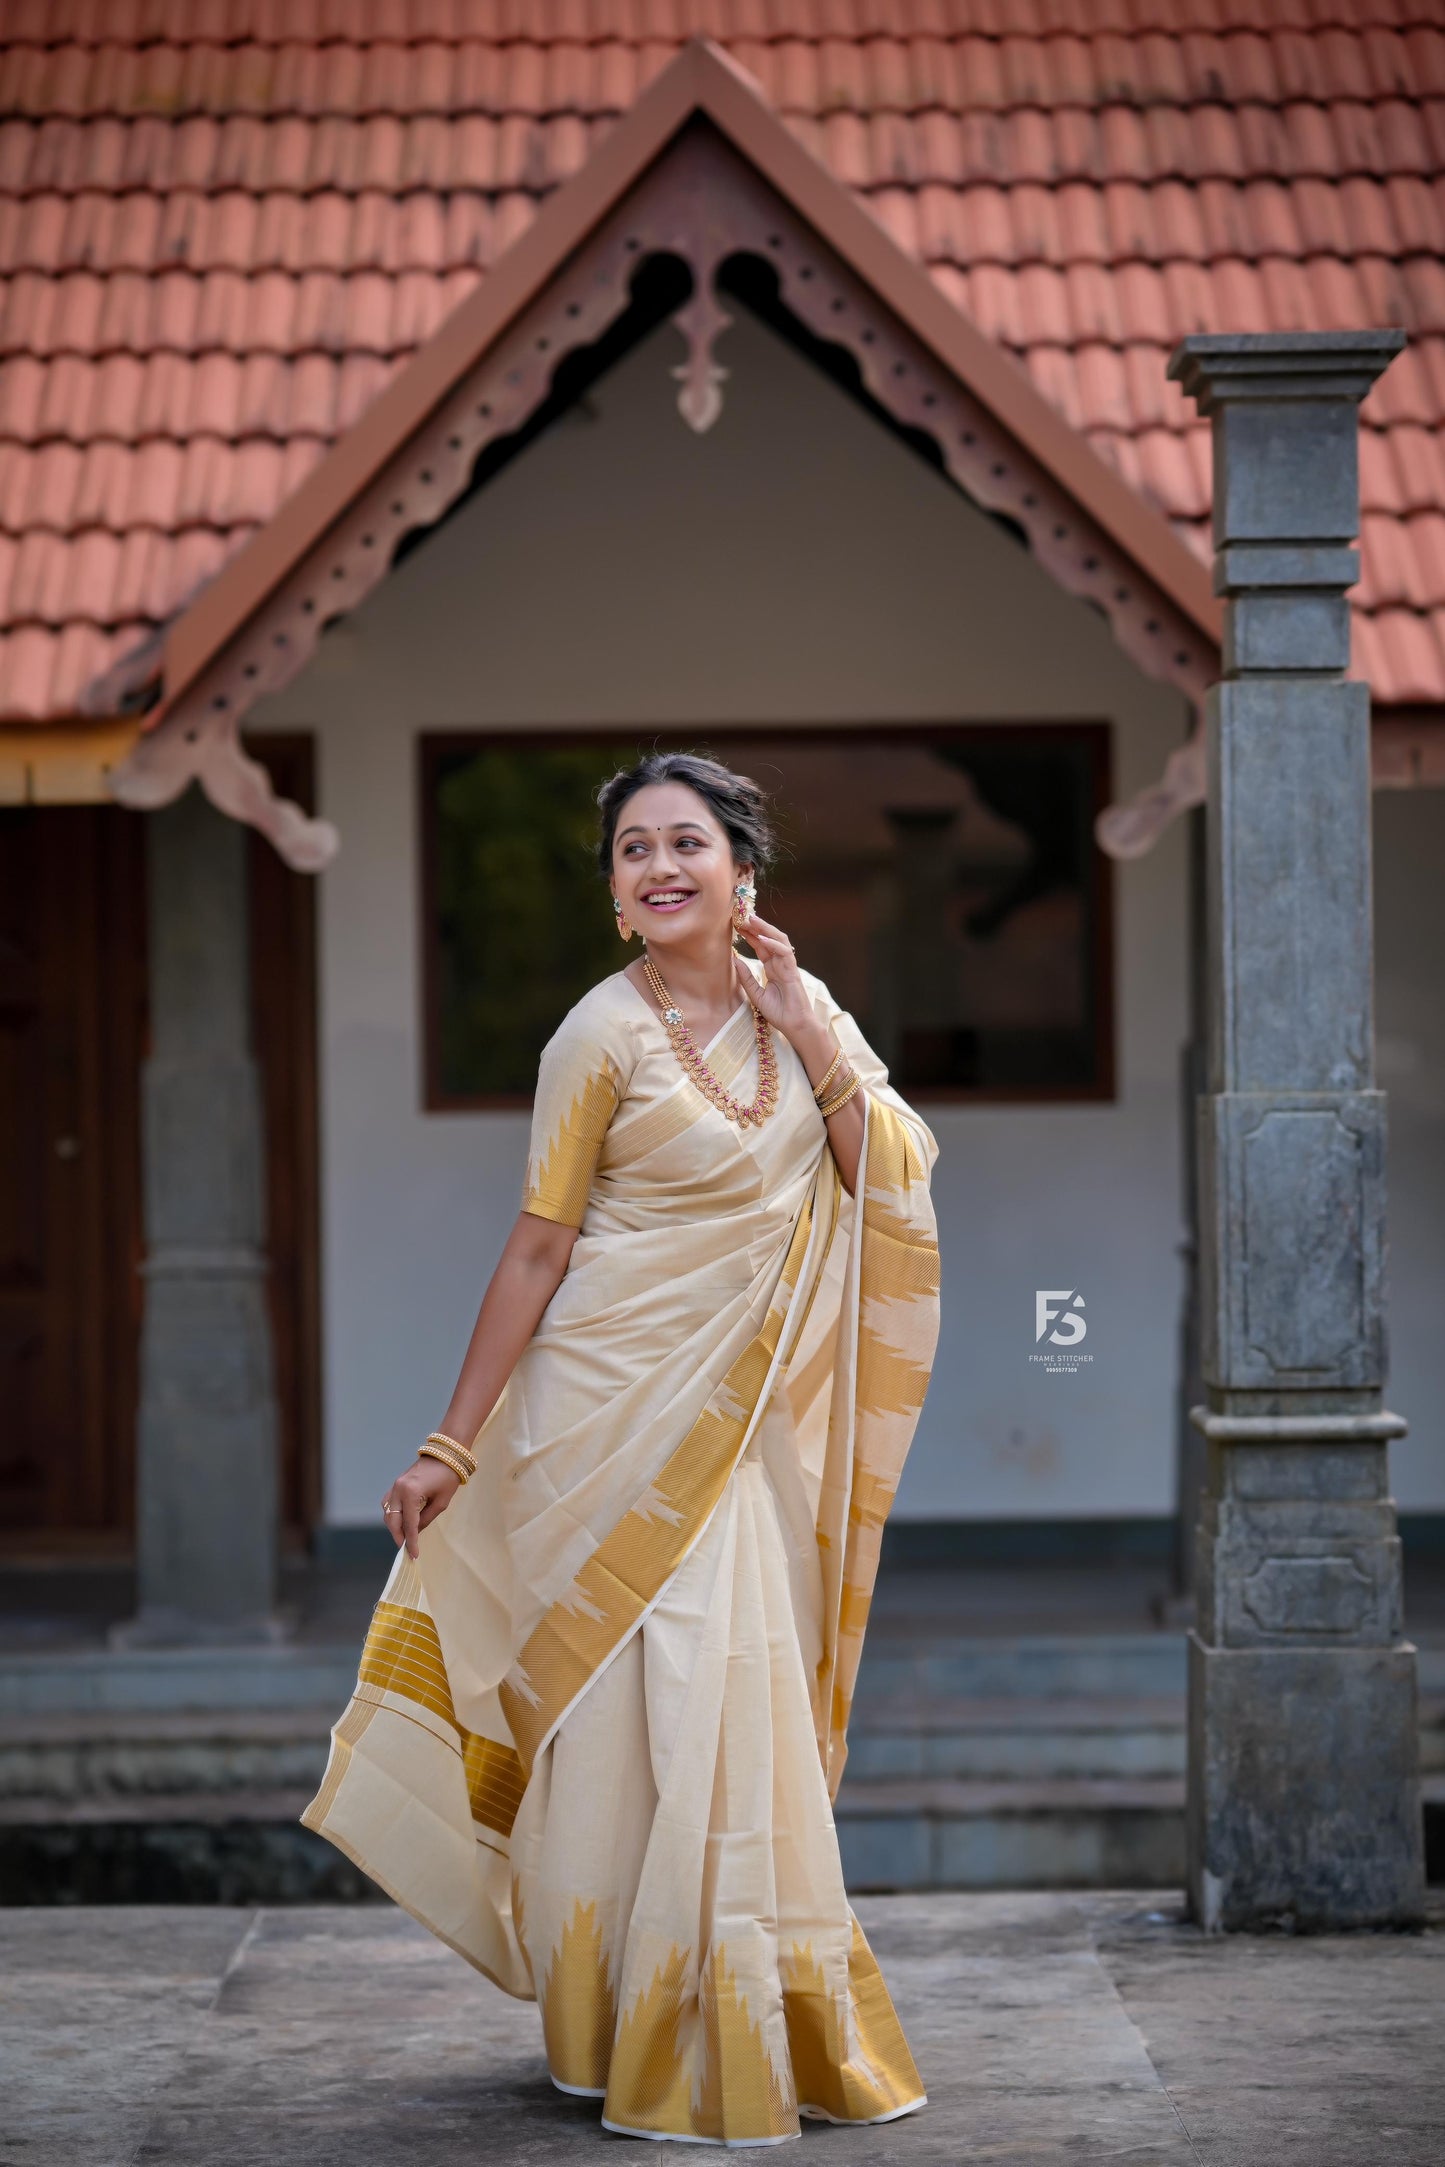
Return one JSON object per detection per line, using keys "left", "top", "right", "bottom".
{"left": 521, "top": 990, "right": 634, "bottom": 1228}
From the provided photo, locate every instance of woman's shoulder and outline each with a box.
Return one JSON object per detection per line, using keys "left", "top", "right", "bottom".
{"left": 539, "top": 970, "right": 645, "bottom": 1073}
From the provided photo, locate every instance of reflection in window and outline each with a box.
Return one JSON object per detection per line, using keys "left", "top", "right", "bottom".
{"left": 421, "top": 727, "right": 1113, "bottom": 1107}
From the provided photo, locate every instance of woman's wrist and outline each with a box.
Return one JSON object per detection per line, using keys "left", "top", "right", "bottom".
{"left": 788, "top": 1018, "right": 841, "bottom": 1086}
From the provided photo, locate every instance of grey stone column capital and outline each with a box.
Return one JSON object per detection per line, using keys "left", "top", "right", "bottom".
{"left": 1167, "top": 330, "right": 1406, "bottom": 415}
{"left": 1169, "top": 332, "right": 1407, "bottom": 677}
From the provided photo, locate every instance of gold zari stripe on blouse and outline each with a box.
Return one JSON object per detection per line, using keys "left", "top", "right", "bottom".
{"left": 523, "top": 1057, "right": 622, "bottom": 1226}
{"left": 500, "top": 1187, "right": 820, "bottom": 1774}
{"left": 358, "top": 1598, "right": 527, "bottom": 1838}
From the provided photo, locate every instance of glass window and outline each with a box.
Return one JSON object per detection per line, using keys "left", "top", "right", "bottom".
{"left": 420, "top": 727, "right": 1114, "bottom": 1107}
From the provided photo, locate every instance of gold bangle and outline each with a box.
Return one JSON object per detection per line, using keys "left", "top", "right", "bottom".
{"left": 818, "top": 1071, "right": 862, "bottom": 1119}
{"left": 425, "top": 1430, "right": 472, "bottom": 1461}
{"left": 811, "top": 1047, "right": 845, "bottom": 1103}
{"left": 425, "top": 1431, "right": 476, "bottom": 1476}
{"left": 419, "top": 1441, "right": 472, "bottom": 1483}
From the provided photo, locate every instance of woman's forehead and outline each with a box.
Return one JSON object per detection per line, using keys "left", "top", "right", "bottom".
{"left": 617, "top": 782, "right": 720, "bottom": 832}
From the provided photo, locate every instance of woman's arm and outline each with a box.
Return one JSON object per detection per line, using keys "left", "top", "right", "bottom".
{"left": 784, "top": 1015, "right": 867, "bottom": 1195}
{"left": 734, "top": 920, "right": 867, "bottom": 1194}
{"left": 382, "top": 1209, "right": 578, "bottom": 1558}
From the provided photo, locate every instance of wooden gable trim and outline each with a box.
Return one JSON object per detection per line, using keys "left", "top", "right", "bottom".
{"left": 110, "top": 38, "right": 1228, "bottom": 866}
{"left": 148, "top": 38, "right": 1217, "bottom": 732}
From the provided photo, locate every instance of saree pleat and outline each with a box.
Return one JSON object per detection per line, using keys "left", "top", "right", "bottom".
{"left": 301, "top": 966, "right": 940, "bottom": 2146}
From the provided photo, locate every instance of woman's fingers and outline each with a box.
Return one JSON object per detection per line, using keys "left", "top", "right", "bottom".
{"left": 400, "top": 1482, "right": 425, "bottom": 1559}
{"left": 382, "top": 1460, "right": 459, "bottom": 1558}
{"left": 744, "top": 916, "right": 800, "bottom": 984}
{"left": 745, "top": 912, "right": 792, "bottom": 950}
{"left": 734, "top": 953, "right": 764, "bottom": 1005}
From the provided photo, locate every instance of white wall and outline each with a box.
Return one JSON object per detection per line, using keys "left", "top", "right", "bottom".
{"left": 251, "top": 298, "right": 1441, "bottom": 1531}
{"left": 1372, "top": 787, "right": 1445, "bottom": 1511}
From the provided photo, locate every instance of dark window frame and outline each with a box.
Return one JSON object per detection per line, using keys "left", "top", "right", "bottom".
{"left": 418, "top": 722, "right": 1117, "bottom": 1112}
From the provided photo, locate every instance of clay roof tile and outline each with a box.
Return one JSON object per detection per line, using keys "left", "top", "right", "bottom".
{"left": 3, "top": 2, "right": 1442, "bottom": 716}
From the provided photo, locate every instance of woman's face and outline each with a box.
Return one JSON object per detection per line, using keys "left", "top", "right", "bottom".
{"left": 610, "top": 781, "right": 747, "bottom": 953}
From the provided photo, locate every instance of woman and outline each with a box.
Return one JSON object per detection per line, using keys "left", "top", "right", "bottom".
{"left": 301, "top": 751, "right": 941, "bottom": 2147}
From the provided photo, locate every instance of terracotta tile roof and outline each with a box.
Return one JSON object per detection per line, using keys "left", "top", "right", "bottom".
{"left": 3, "top": 1, "right": 1444, "bottom": 718}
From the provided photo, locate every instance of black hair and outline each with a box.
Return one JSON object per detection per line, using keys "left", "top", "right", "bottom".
{"left": 595, "top": 750, "right": 777, "bottom": 880}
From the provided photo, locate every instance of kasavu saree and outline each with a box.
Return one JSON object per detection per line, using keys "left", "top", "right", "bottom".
{"left": 301, "top": 961, "right": 941, "bottom": 2147}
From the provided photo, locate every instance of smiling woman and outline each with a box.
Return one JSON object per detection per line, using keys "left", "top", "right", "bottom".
{"left": 303, "top": 750, "right": 943, "bottom": 2147}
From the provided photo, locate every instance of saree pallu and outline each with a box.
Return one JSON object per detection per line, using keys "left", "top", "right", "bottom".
{"left": 301, "top": 965, "right": 941, "bottom": 2147}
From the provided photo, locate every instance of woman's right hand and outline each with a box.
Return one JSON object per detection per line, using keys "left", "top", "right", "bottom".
{"left": 381, "top": 1457, "right": 461, "bottom": 1560}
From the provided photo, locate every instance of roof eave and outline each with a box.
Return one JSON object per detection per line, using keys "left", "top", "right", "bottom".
{"left": 150, "top": 35, "right": 1220, "bottom": 726}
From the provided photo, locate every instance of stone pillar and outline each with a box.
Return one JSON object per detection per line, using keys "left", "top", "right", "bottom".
{"left": 111, "top": 784, "right": 288, "bottom": 1647}
{"left": 1168, "top": 331, "right": 1424, "bottom": 1930}
{"left": 1167, "top": 805, "right": 1208, "bottom": 1618}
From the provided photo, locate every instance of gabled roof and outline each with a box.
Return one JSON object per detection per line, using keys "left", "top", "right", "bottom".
{"left": 2, "top": 0, "right": 1442, "bottom": 724}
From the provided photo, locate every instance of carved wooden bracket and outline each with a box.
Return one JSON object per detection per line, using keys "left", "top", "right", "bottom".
{"left": 112, "top": 125, "right": 1218, "bottom": 870}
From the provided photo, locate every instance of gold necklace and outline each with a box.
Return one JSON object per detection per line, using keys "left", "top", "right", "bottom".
{"left": 641, "top": 952, "right": 779, "bottom": 1128}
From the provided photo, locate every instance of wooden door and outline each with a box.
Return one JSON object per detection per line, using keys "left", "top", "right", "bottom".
{"left": 0, "top": 805, "right": 145, "bottom": 1553}
{"left": 0, "top": 761, "right": 322, "bottom": 1557}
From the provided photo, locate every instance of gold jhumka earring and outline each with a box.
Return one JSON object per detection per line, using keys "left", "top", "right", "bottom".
{"left": 731, "top": 877, "right": 756, "bottom": 948}
{"left": 613, "top": 896, "right": 634, "bottom": 942}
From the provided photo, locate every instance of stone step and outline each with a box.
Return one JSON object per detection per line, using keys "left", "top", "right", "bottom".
{"left": 0, "top": 1644, "right": 363, "bottom": 1719}
{"left": 0, "top": 1788, "right": 373, "bottom": 1904}
{"left": 3, "top": 1631, "right": 1437, "bottom": 1723}
{"left": 835, "top": 1771, "right": 1445, "bottom": 1894}
{"left": 2, "top": 1689, "right": 1440, "bottom": 1805}
{"left": 835, "top": 1775, "right": 1187, "bottom": 1891}
{"left": 846, "top": 1696, "right": 1188, "bottom": 1781}
{"left": 1, "top": 1779, "right": 1437, "bottom": 1904}
{"left": 844, "top": 1690, "right": 1445, "bottom": 1783}
{"left": 0, "top": 1709, "right": 332, "bottom": 1801}
{"left": 852, "top": 1633, "right": 1445, "bottom": 1703}
{"left": 852, "top": 1634, "right": 1187, "bottom": 1702}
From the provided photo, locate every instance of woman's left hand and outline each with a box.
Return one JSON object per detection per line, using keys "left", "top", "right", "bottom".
{"left": 733, "top": 913, "right": 818, "bottom": 1047}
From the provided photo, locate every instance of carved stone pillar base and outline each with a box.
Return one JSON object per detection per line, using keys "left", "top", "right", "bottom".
{"left": 1185, "top": 1412, "right": 1424, "bottom": 1930}
{"left": 1188, "top": 1637, "right": 1424, "bottom": 1931}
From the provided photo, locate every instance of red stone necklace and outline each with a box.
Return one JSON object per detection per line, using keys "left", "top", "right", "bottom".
{"left": 641, "top": 952, "right": 779, "bottom": 1128}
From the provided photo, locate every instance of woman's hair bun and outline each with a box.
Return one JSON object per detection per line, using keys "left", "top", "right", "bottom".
{"left": 596, "top": 750, "right": 776, "bottom": 879}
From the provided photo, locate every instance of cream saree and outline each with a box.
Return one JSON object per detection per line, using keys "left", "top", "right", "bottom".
{"left": 300, "top": 963, "right": 941, "bottom": 2147}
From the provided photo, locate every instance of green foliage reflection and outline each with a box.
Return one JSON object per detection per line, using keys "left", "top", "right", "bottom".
{"left": 434, "top": 743, "right": 639, "bottom": 1098}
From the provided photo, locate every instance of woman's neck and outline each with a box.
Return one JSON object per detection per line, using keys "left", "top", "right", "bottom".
{"left": 639, "top": 938, "right": 741, "bottom": 1019}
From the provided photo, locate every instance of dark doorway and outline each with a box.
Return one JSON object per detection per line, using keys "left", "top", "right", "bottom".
{"left": 0, "top": 752, "right": 322, "bottom": 1559}
{"left": 0, "top": 803, "right": 146, "bottom": 1554}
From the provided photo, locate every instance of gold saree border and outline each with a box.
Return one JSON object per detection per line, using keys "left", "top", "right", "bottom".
{"left": 603, "top": 1936, "right": 797, "bottom": 2144}
{"left": 540, "top": 1907, "right": 923, "bottom": 2142}
{"left": 784, "top": 1914, "right": 926, "bottom": 2125}
{"left": 818, "top": 1094, "right": 942, "bottom": 1796}
{"left": 357, "top": 1597, "right": 527, "bottom": 1838}
{"left": 500, "top": 1180, "right": 822, "bottom": 1776}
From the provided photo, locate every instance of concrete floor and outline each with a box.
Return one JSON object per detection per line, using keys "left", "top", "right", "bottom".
{"left": 4, "top": 1893, "right": 1443, "bottom": 2165}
